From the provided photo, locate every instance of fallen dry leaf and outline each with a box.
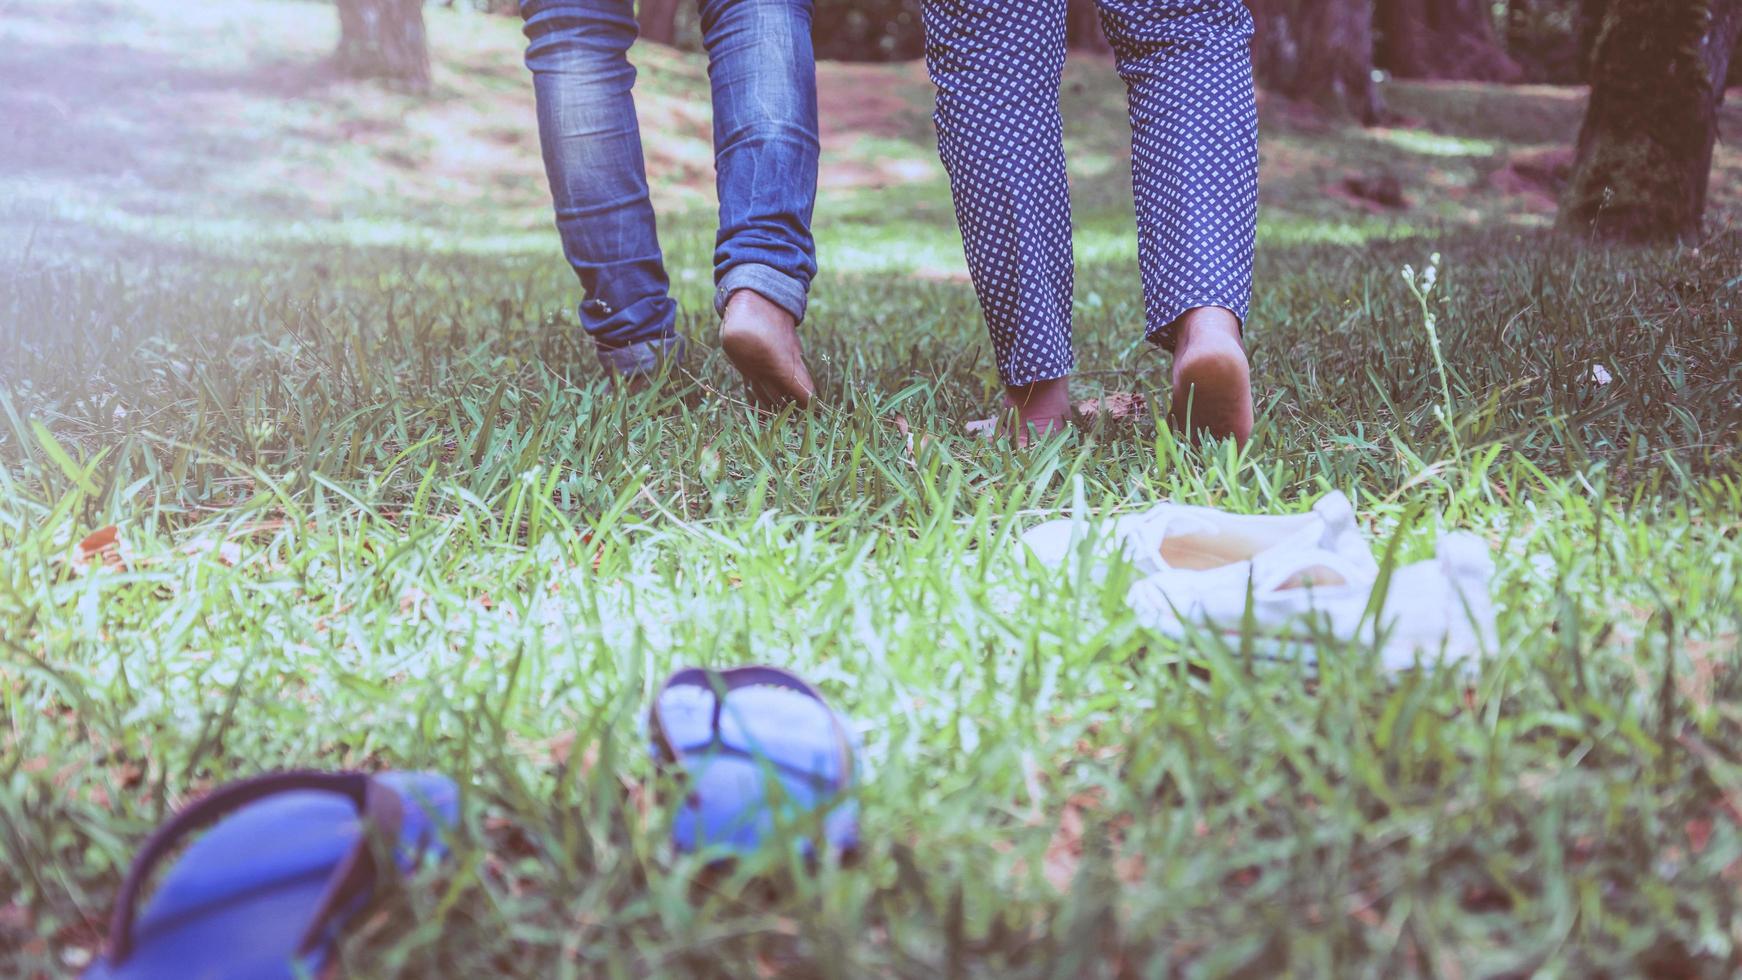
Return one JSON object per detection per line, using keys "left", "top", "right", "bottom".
{"left": 543, "top": 731, "right": 576, "bottom": 768}
{"left": 1017, "top": 788, "right": 1145, "bottom": 894}
{"left": 1682, "top": 632, "right": 1736, "bottom": 712}
{"left": 1043, "top": 800, "right": 1088, "bottom": 891}
{"left": 398, "top": 587, "right": 430, "bottom": 616}
{"left": 892, "top": 413, "right": 933, "bottom": 458}
{"left": 964, "top": 415, "right": 1000, "bottom": 439}
{"left": 580, "top": 531, "right": 604, "bottom": 572}
{"left": 1074, "top": 391, "right": 1148, "bottom": 425}
{"left": 78, "top": 526, "right": 117, "bottom": 553}
{"left": 1687, "top": 817, "right": 1713, "bottom": 855}
{"left": 72, "top": 525, "right": 128, "bottom": 572}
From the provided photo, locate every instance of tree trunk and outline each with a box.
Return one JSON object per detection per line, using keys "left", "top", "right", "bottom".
{"left": 1505, "top": 0, "right": 1591, "bottom": 82}
{"left": 638, "top": 0, "right": 680, "bottom": 45}
{"left": 1561, "top": 0, "right": 1742, "bottom": 242}
{"left": 1575, "top": 0, "right": 1610, "bottom": 78}
{"left": 335, "top": 0, "right": 431, "bottom": 93}
{"left": 1505, "top": 0, "right": 1528, "bottom": 49}
{"left": 1375, "top": 0, "right": 1523, "bottom": 81}
{"left": 1247, "top": 0, "right": 1384, "bottom": 124}
{"left": 1067, "top": 0, "right": 1112, "bottom": 53}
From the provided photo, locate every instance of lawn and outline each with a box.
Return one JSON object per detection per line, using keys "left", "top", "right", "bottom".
{"left": 3, "top": 0, "right": 1741, "bottom": 976}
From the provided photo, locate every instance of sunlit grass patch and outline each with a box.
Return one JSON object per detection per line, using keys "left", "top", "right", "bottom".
{"left": 1368, "top": 128, "right": 1499, "bottom": 159}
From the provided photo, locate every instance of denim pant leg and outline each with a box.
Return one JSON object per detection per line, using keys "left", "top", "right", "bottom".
{"left": 522, "top": 0, "right": 686, "bottom": 376}
{"left": 1096, "top": 0, "right": 1257, "bottom": 350}
{"left": 923, "top": 0, "right": 1075, "bottom": 388}
{"left": 697, "top": 0, "right": 821, "bottom": 324}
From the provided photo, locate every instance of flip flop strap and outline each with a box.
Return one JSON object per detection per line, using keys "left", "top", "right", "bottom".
{"left": 295, "top": 776, "right": 406, "bottom": 954}
{"left": 103, "top": 770, "right": 403, "bottom": 965}
{"left": 654, "top": 666, "right": 854, "bottom": 789}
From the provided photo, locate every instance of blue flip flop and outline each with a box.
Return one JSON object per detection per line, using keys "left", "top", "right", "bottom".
{"left": 85, "top": 770, "right": 459, "bottom": 980}
{"left": 650, "top": 666, "right": 858, "bottom": 860}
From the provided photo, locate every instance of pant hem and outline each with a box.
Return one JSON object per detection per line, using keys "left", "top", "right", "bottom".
{"left": 715, "top": 263, "right": 809, "bottom": 324}
{"left": 596, "top": 334, "right": 688, "bottom": 378}
{"left": 999, "top": 359, "right": 1077, "bottom": 389}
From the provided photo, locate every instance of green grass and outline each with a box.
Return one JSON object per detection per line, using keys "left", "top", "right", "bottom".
{"left": 4, "top": 1, "right": 1742, "bottom": 976}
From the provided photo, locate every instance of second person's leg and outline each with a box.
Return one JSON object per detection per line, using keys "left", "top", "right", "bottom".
{"left": 522, "top": 0, "right": 684, "bottom": 379}
{"left": 699, "top": 0, "right": 821, "bottom": 408}
{"left": 1096, "top": 0, "right": 1258, "bottom": 445}
{"left": 924, "top": 0, "right": 1075, "bottom": 440}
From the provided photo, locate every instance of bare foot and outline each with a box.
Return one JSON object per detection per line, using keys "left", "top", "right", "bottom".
{"left": 1002, "top": 377, "right": 1071, "bottom": 448}
{"left": 1169, "top": 308, "right": 1253, "bottom": 447}
{"left": 719, "top": 289, "right": 816, "bottom": 409}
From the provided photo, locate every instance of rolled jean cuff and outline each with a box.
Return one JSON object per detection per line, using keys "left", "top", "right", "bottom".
{"left": 714, "top": 263, "right": 809, "bottom": 324}
{"left": 596, "top": 334, "right": 688, "bottom": 378}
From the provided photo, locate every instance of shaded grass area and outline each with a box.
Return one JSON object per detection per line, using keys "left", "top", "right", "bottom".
{"left": 5, "top": 0, "right": 1742, "bottom": 976}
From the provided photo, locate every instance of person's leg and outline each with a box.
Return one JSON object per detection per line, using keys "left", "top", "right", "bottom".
{"left": 698, "top": 0, "right": 820, "bottom": 408}
{"left": 923, "top": 0, "right": 1075, "bottom": 442}
{"left": 521, "top": 0, "right": 684, "bottom": 380}
{"left": 1096, "top": 0, "right": 1258, "bottom": 445}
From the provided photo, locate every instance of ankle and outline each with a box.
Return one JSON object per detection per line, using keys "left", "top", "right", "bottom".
{"left": 1174, "top": 307, "right": 1243, "bottom": 354}
{"left": 723, "top": 289, "right": 796, "bottom": 331}
{"left": 1005, "top": 377, "right": 1071, "bottom": 430}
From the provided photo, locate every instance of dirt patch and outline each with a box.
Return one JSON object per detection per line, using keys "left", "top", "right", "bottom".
{"left": 0, "top": 0, "right": 572, "bottom": 229}
{"left": 818, "top": 62, "right": 923, "bottom": 147}
{"left": 1255, "top": 90, "right": 1338, "bottom": 135}
{"left": 625, "top": 59, "right": 936, "bottom": 200}
{"left": 820, "top": 157, "right": 940, "bottom": 191}
{"left": 814, "top": 61, "right": 939, "bottom": 192}
{"left": 1328, "top": 172, "right": 1410, "bottom": 212}
{"left": 1487, "top": 146, "right": 1574, "bottom": 212}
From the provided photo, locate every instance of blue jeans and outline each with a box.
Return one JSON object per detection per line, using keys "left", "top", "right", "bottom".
{"left": 522, "top": 0, "right": 820, "bottom": 377}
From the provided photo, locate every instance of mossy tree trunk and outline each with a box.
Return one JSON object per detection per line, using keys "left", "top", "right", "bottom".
{"left": 336, "top": 0, "right": 431, "bottom": 93}
{"left": 1376, "top": 0, "right": 1522, "bottom": 81}
{"left": 1506, "top": 0, "right": 1604, "bottom": 82}
{"left": 1246, "top": 0, "right": 1384, "bottom": 124}
{"left": 1560, "top": 0, "right": 1742, "bottom": 242}
{"left": 1576, "top": 0, "right": 1610, "bottom": 78}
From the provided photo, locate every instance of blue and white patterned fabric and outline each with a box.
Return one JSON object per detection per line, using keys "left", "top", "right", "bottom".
{"left": 923, "top": 0, "right": 1259, "bottom": 387}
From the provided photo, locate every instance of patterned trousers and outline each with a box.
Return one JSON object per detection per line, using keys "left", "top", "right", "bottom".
{"left": 923, "top": 0, "right": 1258, "bottom": 387}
